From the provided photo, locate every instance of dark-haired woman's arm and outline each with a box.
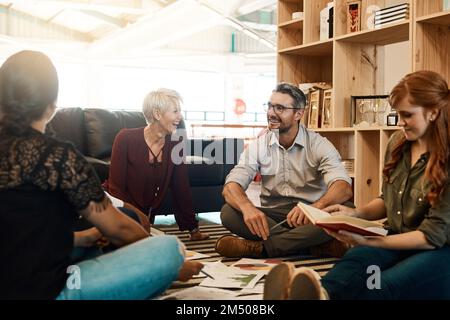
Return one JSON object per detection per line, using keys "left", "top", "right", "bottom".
{"left": 79, "top": 200, "right": 149, "bottom": 248}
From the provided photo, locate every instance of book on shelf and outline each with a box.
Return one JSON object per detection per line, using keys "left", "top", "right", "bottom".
{"left": 374, "top": 15, "right": 409, "bottom": 29}
{"left": 328, "top": 5, "right": 334, "bottom": 39}
{"left": 320, "top": 3, "right": 334, "bottom": 41}
{"left": 347, "top": 0, "right": 362, "bottom": 33}
{"left": 375, "top": 15, "right": 409, "bottom": 25}
{"left": 375, "top": 3, "right": 409, "bottom": 15}
{"left": 375, "top": 13, "right": 409, "bottom": 25}
{"left": 297, "top": 202, "right": 388, "bottom": 237}
{"left": 374, "top": 8, "right": 409, "bottom": 20}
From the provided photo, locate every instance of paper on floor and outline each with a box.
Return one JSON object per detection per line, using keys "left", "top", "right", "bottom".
{"left": 230, "top": 258, "right": 282, "bottom": 275}
{"left": 186, "top": 250, "right": 210, "bottom": 260}
{"left": 199, "top": 261, "right": 265, "bottom": 289}
{"left": 160, "top": 286, "right": 239, "bottom": 300}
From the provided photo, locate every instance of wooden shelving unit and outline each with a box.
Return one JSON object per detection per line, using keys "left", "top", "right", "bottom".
{"left": 277, "top": 0, "right": 450, "bottom": 207}
{"left": 415, "top": 10, "right": 450, "bottom": 24}
{"left": 279, "top": 17, "right": 304, "bottom": 28}
{"left": 334, "top": 20, "right": 410, "bottom": 45}
{"left": 414, "top": 0, "right": 450, "bottom": 83}
{"left": 278, "top": 39, "right": 333, "bottom": 55}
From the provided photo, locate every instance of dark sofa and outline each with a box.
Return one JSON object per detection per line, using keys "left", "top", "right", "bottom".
{"left": 47, "top": 107, "right": 244, "bottom": 217}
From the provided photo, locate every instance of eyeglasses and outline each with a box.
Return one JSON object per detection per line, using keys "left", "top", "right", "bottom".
{"left": 263, "top": 102, "right": 299, "bottom": 114}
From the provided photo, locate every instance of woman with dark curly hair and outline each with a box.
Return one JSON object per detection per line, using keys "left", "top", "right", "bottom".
{"left": 0, "top": 50, "right": 202, "bottom": 300}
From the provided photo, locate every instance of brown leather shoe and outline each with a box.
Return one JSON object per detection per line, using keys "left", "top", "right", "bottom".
{"left": 189, "top": 230, "right": 210, "bottom": 241}
{"left": 215, "top": 235, "right": 263, "bottom": 258}
{"left": 309, "top": 239, "right": 350, "bottom": 258}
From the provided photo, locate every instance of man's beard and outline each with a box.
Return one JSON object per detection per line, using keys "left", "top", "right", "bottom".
{"left": 268, "top": 115, "right": 296, "bottom": 134}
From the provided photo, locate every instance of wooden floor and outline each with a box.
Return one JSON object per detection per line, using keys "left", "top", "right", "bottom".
{"left": 158, "top": 224, "right": 339, "bottom": 298}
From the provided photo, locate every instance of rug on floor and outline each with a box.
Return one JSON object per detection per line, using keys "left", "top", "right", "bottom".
{"left": 157, "top": 224, "right": 339, "bottom": 298}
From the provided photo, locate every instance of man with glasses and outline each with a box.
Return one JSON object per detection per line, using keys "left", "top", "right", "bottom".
{"left": 215, "top": 83, "right": 353, "bottom": 258}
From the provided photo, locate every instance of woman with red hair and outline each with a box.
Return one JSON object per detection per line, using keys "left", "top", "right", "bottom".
{"left": 264, "top": 71, "right": 450, "bottom": 300}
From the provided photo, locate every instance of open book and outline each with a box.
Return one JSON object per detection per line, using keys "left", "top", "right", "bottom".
{"left": 297, "top": 202, "right": 388, "bottom": 237}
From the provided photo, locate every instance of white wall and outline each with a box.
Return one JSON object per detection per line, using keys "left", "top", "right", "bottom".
{"left": 384, "top": 41, "right": 411, "bottom": 94}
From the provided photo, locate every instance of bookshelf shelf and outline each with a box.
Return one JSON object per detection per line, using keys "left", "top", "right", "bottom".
{"left": 335, "top": 21, "right": 410, "bottom": 45}
{"left": 278, "top": 39, "right": 333, "bottom": 55}
{"left": 415, "top": 10, "right": 450, "bottom": 25}
{"left": 356, "top": 126, "right": 400, "bottom": 132}
{"left": 279, "top": 18, "right": 304, "bottom": 29}
{"left": 314, "top": 127, "right": 355, "bottom": 133}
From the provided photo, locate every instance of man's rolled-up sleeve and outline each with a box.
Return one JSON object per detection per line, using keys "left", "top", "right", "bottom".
{"left": 315, "top": 137, "right": 352, "bottom": 187}
{"left": 225, "top": 141, "right": 260, "bottom": 191}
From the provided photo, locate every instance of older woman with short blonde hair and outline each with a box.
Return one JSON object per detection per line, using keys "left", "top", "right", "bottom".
{"left": 106, "top": 88, "right": 209, "bottom": 241}
{"left": 142, "top": 88, "right": 182, "bottom": 123}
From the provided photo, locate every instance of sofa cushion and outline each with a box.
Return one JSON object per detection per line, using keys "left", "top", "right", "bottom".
{"left": 117, "top": 110, "right": 148, "bottom": 130}
{"left": 84, "top": 109, "right": 188, "bottom": 160}
{"left": 84, "top": 109, "right": 147, "bottom": 159}
{"left": 47, "top": 107, "right": 87, "bottom": 154}
{"left": 186, "top": 159, "right": 224, "bottom": 186}
{"left": 85, "top": 156, "right": 110, "bottom": 183}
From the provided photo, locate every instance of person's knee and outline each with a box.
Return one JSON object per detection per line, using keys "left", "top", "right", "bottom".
{"left": 220, "top": 204, "right": 239, "bottom": 228}
{"left": 137, "top": 236, "right": 185, "bottom": 271}
{"left": 342, "top": 246, "right": 384, "bottom": 263}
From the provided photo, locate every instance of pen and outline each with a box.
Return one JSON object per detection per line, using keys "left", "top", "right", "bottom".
{"left": 270, "top": 218, "right": 288, "bottom": 231}
{"left": 200, "top": 269, "right": 215, "bottom": 280}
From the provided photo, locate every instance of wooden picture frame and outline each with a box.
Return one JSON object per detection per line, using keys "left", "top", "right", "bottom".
{"left": 351, "top": 95, "right": 390, "bottom": 127}
{"left": 300, "top": 99, "right": 309, "bottom": 127}
{"left": 308, "top": 90, "right": 321, "bottom": 129}
{"left": 321, "top": 89, "right": 332, "bottom": 128}
{"left": 347, "top": 0, "right": 361, "bottom": 33}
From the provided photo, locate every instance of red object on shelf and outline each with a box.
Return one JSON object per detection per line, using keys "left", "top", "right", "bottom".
{"left": 233, "top": 98, "right": 246, "bottom": 115}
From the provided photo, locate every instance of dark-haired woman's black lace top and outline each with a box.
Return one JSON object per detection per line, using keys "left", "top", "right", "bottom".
{"left": 0, "top": 129, "right": 105, "bottom": 300}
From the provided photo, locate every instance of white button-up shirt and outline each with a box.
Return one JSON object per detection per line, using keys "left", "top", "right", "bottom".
{"left": 225, "top": 125, "right": 352, "bottom": 209}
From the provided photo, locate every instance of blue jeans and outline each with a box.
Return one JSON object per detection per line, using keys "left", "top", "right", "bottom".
{"left": 56, "top": 235, "right": 184, "bottom": 300}
{"left": 321, "top": 245, "right": 450, "bottom": 299}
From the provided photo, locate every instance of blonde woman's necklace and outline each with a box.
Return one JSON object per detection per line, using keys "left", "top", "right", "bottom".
{"left": 148, "top": 145, "right": 163, "bottom": 164}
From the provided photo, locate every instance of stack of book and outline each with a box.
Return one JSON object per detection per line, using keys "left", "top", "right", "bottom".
{"left": 374, "top": 3, "right": 409, "bottom": 29}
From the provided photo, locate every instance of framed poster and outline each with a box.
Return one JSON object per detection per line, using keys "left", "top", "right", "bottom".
{"left": 308, "top": 90, "right": 321, "bottom": 129}
{"left": 321, "top": 89, "right": 332, "bottom": 128}
{"left": 347, "top": 0, "right": 361, "bottom": 33}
